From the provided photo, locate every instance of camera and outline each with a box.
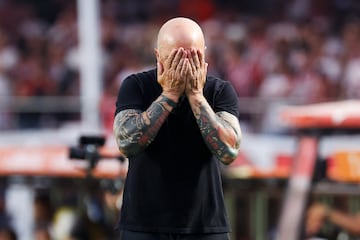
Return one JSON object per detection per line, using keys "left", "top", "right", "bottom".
{"left": 69, "top": 135, "right": 125, "bottom": 171}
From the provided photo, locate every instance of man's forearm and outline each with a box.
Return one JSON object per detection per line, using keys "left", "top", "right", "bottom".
{"left": 188, "top": 94, "right": 241, "bottom": 164}
{"left": 113, "top": 95, "right": 176, "bottom": 157}
{"left": 328, "top": 210, "right": 360, "bottom": 235}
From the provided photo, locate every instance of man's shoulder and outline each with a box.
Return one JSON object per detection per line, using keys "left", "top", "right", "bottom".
{"left": 205, "top": 75, "right": 229, "bottom": 90}
{"left": 121, "top": 67, "right": 157, "bottom": 89}
{"left": 131, "top": 67, "right": 157, "bottom": 80}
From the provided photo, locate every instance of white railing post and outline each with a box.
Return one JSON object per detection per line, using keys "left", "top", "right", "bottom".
{"left": 77, "top": 0, "right": 102, "bottom": 133}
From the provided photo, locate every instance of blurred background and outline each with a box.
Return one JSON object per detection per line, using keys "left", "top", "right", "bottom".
{"left": 0, "top": 0, "right": 360, "bottom": 239}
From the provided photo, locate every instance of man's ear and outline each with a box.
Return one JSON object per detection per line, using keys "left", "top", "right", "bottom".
{"left": 154, "top": 48, "right": 164, "bottom": 75}
{"left": 154, "top": 48, "right": 160, "bottom": 60}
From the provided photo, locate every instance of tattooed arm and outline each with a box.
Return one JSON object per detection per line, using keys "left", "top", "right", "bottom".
{"left": 113, "top": 95, "right": 177, "bottom": 157}
{"left": 185, "top": 48, "right": 241, "bottom": 164}
{"left": 188, "top": 94, "right": 241, "bottom": 164}
{"left": 114, "top": 48, "right": 189, "bottom": 157}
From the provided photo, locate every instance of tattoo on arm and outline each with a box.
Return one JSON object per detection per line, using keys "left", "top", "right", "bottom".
{"left": 113, "top": 95, "right": 176, "bottom": 157}
{"left": 192, "top": 98, "right": 241, "bottom": 164}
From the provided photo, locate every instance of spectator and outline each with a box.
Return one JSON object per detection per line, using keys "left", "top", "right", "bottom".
{"left": 33, "top": 223, "right": 51, "bottom": 240}
{"left": 0, "top": 227, "right": 17, "bottom": 240}
{"left": 306, "top": 202, "right": 360, "bottom": 239}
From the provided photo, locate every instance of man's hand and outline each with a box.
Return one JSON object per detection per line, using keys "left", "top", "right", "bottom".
{"left": 305, "top": 203, "right": 328, "bottom": 236}
{"left": 158, "top": 48, "right": 189, "bottom": 102}
{"left": 185, "top": 48, "right": 208, "bottom": 96}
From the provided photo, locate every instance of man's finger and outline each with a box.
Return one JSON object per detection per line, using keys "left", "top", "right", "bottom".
{"left": 171, "top": 48, "right": 184, "bottom": 70}
{"left": 192, "top": 48, "right": 200, "bottom": 69}
{"left": 175, "top": 50, "right": 187, "bottom": 74}
{"left": 198, "top": 49, "right": 205, "bottom": 67}
{"left": 166, "top": 48, "right": 178, "bottom": 69}
{"left": 188, "top": 49, "right": 197, "bottom": 74}
{"left": 180, "top": 58, "right": 189, "bottom": 76}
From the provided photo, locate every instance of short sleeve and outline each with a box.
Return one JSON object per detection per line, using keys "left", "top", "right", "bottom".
{"left": 214, "top": 81, "right": 239, "bottom": 118}
{"left": 114, "top": 74, "right": 144, "bottom": 115}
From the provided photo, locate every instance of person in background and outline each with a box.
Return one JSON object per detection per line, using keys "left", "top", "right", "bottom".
{"left": 33, "top": 224, "right": 51, "bottom": 240}
{"left": 306, "top": 202, "right": 360, "bottom": 239}
{"left": 0, "top": 227, "right": 17, "bottom": 240}
{"left": 113, "top": 17, "right": 242, "bottom": 240}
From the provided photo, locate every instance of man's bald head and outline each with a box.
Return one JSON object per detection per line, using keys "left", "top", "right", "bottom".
{"left": 156, "top": 17, "right": 205, "bottom": 61}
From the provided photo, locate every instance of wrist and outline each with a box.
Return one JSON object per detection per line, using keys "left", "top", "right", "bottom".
{"left": 161, "top": 91, "right": 181, "bottom": 103}
{"left": 160, "top": 94, "right": 178, "bottom": 109}
{"left": 186, "top": 92, "right": 204, "bottom": 101}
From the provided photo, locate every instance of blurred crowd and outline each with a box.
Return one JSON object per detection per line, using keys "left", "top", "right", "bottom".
{"left": 0, "top": 178, "right": 124, "bottom": 240}
{"left": 0, "top": 0, "right": 359, "bottom": 131}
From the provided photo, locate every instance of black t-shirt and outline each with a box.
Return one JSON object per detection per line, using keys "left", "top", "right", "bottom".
{"left": 115, "top": 68, "right": 239, "bottom": 234}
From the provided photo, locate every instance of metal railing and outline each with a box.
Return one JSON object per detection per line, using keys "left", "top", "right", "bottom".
{"left": 1, "top": 96, "right": 81, "bottom": 113}
{"left": 0, "top": 96, "right": 303, "bottom": 131}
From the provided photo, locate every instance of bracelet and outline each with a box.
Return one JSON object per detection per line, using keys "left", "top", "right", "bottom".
{"left": 161, "top": 95, "right": 178, "bottom": 108}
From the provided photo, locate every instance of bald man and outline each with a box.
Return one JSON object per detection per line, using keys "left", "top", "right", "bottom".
{"left": 113, "top": 17, "right": 242, "bottom": 240}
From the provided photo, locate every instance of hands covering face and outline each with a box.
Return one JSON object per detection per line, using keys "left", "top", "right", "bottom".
{"left": 158, "top": 47, "right": 207, "bottom": 99}
{"left": 185, "top": 48, "right": 208, "bottom": 96}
